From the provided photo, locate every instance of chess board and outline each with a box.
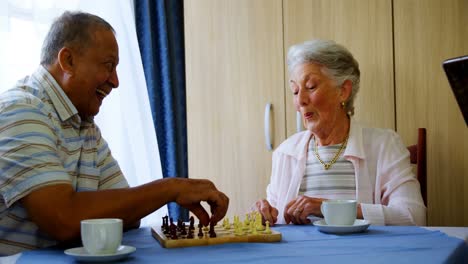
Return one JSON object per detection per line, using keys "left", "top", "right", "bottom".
{"left": 151, "top": 224, "right": 282, "bottom": 248}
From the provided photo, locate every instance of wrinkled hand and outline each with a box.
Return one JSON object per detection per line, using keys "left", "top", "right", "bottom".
{"left": 254, "top": 199, "right": 278, "bottom": 226}
{"left": 175, "top": 179, "right": 229, "bottom": 226}
{"left": 284, "top": 195, "right": 325, "bottom": 225}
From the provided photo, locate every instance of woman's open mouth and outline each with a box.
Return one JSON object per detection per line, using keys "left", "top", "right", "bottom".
{"left": 303, "top": 112, "right": 314, "bottom": 120}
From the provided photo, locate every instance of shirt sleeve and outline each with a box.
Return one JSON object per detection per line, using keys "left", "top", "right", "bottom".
{"left": 361, "top": 130, "right": 426, "bottom": 226}
{"left": 266, "top": 152, "right": 280, "bottom": 208}
{"left": 0, "top": 101, "right": 71, "bottom": 208}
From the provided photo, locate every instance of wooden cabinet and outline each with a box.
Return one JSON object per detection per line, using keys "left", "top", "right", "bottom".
{"left": 184, "top": 0, "right": 285, "bottom": 218}
{"left": 283, "top": 0, "right": 395, "bottom": 134}
{"left": 393, "top": 0, "right": 468, "bottom": 226}
{"left": 184, "top": 0, "right": 468, "bottom": 225}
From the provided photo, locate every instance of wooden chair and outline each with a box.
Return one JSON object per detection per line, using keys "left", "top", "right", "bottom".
{"left": 407, "top": 128, "right": 427, "bottom": 205}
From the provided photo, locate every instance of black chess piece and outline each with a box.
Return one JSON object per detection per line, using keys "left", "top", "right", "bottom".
{"left": 209, "top": 222, "right": 216, "bottom": 238}
{"left": 177, "top": 219, "right": 183, "bottom": 231}
{"left": 181, "top": 223, "right": 187, "bottom": 236}
{"left": 162, "top": 215, "right": 169, "bottom": 232}
{"left": 198, "top": 223, "right": 204, "bottom": 238}
{"left": 187, "top": 231, "right": 194, "bottom": 239}
{"left": 189, "top": 216, "right": 195, "bottom": 230}
{"left": 170, "top": 225, "right": 178, "bottom": 239}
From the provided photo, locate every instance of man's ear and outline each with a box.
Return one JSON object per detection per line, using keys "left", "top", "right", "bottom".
{"left": 340, "top": 80, "right": 353, "bottom": 102}
{"left": 57, "top": 47, "right": 74, "bottom": 74}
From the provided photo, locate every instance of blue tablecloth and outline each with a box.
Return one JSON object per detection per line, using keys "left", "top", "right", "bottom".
{"left": 18, "top": 225, "right": 468, "bottom": 263}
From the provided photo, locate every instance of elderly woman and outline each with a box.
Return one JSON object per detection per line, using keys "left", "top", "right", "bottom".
{"left": 255, "top": 39, "right": 426, "bottom": 226}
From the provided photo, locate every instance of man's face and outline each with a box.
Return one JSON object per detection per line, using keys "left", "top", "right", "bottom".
{"left": 67, "top": 29, "right": 119, "bottom": 119}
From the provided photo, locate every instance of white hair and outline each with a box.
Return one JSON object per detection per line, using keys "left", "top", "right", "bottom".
{"left": 287, "top": 39, "right": 360, "bottom": 115}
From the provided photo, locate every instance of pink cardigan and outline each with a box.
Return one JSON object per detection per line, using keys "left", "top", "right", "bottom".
{"left": 266, "top": 119, "right": 426, "bottom": 225}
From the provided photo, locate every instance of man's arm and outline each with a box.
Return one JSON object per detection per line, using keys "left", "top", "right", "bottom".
{"left": 21, "top": 178, "right": 229, "bottom": 243}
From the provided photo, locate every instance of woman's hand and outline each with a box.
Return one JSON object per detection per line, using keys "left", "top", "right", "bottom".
{"left": 254, "top": 199, "right": 279, "bottom": 226}
{"left": 284, "top": 195, "right": 325, "bottom": 225}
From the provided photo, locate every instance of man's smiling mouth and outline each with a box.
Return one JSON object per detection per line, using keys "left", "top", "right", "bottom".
{"left": 96, "top": 88, "right": 108, "bottom": 98}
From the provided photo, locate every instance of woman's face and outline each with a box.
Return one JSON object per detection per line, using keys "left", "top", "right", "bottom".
{"left": 289, "top": 62, "right": 346, "bottom": 136}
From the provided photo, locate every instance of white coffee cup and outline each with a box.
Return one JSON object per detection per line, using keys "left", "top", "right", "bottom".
{"left": 81, "top": 218, "right": 123, "bottom": 255}
{"left": 321, "top": 200, "right": 357, "bottom": 226}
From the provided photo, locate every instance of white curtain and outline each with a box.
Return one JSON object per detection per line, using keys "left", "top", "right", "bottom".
{"left": 0, "top": 0, "right": 166, "bottom": 226}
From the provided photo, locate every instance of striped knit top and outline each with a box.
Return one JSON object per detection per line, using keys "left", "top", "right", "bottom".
{"left": 0, "top": 66, "right": 129, "bottom": 255}
{"left": 299, "top": 138, "right": 356, "bottom": 200}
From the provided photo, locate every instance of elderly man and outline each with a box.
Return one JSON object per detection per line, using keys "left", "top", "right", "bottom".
{"left": 0, "top": 11, "right": 229, "bottom": 256}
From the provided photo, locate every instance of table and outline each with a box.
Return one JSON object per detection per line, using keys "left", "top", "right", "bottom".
{"left": 424, "top": 226, "right": 468, "bottom": 243}
{"left": 15, "top": 225, "right": 468, "bottom": 263}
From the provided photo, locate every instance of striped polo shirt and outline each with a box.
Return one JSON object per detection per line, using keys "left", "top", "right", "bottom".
{"left": 299, "top": 138, "right": 356, "bottom": 200}
{"left": 0, "top": 66, "right": 129, "bottom": 256}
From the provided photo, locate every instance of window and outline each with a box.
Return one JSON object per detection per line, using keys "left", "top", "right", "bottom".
{"left": 0, "top": 0, "right": 166, "bottom": 226}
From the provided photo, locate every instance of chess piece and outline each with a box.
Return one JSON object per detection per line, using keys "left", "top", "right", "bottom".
{"left": 169, "top": 217, "right": 174, "bottom": 231}
{"left": 187, "top": 230, "right": 194, "bottom": 239}
{"left": 169, "top": 220, "right": 176, "bottom": 236}
{"left": 163, "top": 216, "right": 171, "bottom": 234}
{"left": 264, "top": 221, "right": 272, "bottom": 234}
{"left": 251, "top": 222, "right": 257, "bottom": 234}
{"left": 170, "top": 224, "right": 178, "bottom": 239}
{"left": 234, "top": 225, "right": 244, "bottom": 236}
{"left": 209, "top": 222, "right": 217, "bottom": 238}
{"left": 181, "top": 222, "right": 187, "bottom": 236}
{"left": 224, "top": 217, "right": 231, "bottom": 230}
{"left": 177, "top": 219, "right": 183, "bottom": 231}
{"left": 162, "top": 215, "right": 170, "bottom": 232}
{"left": 198, "top": 223, "right": 204, "bottom": 238}
{"left": 189, "top": 216, "right": 195, "bottom": 230}
{"left": 244, "top": 214, "right": 250, "bottom": 226}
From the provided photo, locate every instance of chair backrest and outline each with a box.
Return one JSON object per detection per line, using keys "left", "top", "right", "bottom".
{"left": 407, "top": 128, "right": 427, "bottom": 205}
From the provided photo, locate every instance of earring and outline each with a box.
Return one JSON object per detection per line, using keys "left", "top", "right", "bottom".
{"left": 341, "top": 101, "right": 346, "bottom": 109}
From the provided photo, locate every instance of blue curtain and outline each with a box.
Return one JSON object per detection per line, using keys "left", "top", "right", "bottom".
{"left": 134, "top": 0, "right": 188, "bottom": 221}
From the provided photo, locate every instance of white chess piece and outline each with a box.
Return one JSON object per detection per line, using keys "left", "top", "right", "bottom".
{"left": 264, "top": 221, "right": 272, "bottom": 234}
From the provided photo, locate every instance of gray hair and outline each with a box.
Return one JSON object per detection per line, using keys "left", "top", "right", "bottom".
{"left": 287, "top": 39, "right": 360, "bottom": 116}
{"left": 40, "top": 11, "right": 115, "bottom": 66}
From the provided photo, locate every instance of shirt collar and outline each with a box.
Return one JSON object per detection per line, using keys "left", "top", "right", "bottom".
{"left": 343, "top": 118, "right": 366, "bottom": 160}
{"left": 276, "top": 118, "right": 366, "bottom": 160}
{"left": 33, "top": 65, "right": 79, "bottom": 122}
{"left": 276, "top": 130, "right": 313, "bottom": 160}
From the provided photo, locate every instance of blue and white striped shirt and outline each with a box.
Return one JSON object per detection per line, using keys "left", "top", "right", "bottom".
{"left": 0, "top": 66, "right": 129, "bottom": 255}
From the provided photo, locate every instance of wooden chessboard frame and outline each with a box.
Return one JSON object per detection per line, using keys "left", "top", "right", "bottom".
{"left": 151, "top": 225, "right": 282, "bottom": 248}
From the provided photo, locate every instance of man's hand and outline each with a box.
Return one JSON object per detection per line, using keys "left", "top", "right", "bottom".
{"left": 174, "top": 179, "right": 229, "bottom": 226}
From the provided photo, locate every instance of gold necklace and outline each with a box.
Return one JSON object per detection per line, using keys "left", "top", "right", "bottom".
{"left": 314, "top": 134, "right": 349, "bottom": 170}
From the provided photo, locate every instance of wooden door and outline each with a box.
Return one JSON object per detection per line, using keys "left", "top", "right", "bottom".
{"left": 184, "top": 0, "right": 285, "bottom": 218}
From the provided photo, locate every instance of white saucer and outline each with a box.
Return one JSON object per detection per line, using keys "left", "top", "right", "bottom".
{"left": 313, "top": 219, "right": 370, "bottom": 234}
{"left": 64, "top": 245, "right": 136, "bottom": 262}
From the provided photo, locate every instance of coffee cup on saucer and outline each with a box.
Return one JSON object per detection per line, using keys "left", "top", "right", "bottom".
{"left": 81, "top": 218, "right": 123, "bottom": 255}
{"left": 321, "top": 200, "right": 357, "bottom": 226}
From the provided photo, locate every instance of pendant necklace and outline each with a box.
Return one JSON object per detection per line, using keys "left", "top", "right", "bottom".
{"left": 313, "top": 134, "right": 349, "bottom": 170}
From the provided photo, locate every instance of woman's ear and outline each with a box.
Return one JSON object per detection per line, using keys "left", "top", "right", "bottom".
{"left": 340, "top": 80, "right": 353, "bottom": 102}
{"left": 57, "top": 47, "right": 74, "bottom": 74}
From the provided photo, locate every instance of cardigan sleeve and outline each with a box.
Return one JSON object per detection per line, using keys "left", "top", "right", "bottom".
{"left": 361, "top": 130, "right": 426, "bottom": 226}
